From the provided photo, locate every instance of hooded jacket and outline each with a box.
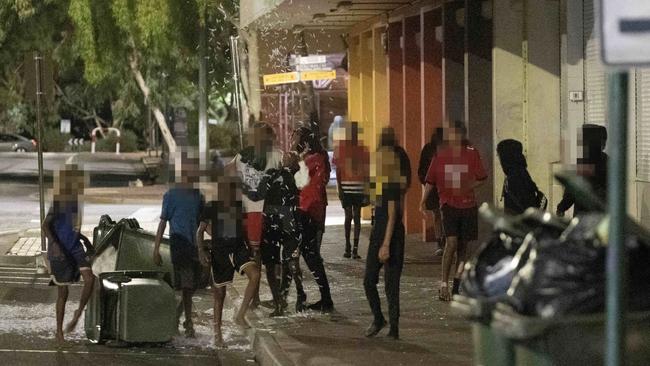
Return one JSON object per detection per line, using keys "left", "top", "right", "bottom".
{"left": 497, "top": 139, "right": 540, "bottom": 215}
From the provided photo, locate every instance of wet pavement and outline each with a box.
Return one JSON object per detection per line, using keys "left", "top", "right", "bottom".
{"left": 232, "top": 222, "right": 474, "bottom": 366}
{"left": 0, "top": 279, "right": 256, "bottom": 365}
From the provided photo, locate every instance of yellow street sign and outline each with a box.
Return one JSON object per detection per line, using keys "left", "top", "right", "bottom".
{"left": 300, "top": 70, "right": 337, "bottom": 82}
{"left": 263, "top": 72, "right": 300, "bottom": 86}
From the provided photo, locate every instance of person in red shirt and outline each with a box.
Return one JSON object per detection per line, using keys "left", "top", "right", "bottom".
{"left": 420, "top": 121, "right": 487, "bottom": 301}
{"left": 333, "top": 121, "right": 370, "bottom": 259}
{"left": 291, "top": 126, "right": 334, "bottom": 312}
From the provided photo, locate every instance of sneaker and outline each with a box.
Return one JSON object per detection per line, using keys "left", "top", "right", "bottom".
{"left": 306, "top": 299, "right": 334, "bottom": 313}
{"left": 364, "top": 319, "right": 387, "bottom": 337}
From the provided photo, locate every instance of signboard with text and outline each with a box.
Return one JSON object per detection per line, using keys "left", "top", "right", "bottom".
{"left": 263, "top": 72, "right": 300, "bottom": 86}
{"left": 300, "top": 70, "right": 337, "bottom": 82}
{"left": 601, "top": 0, "right": 650, "bottom": 65}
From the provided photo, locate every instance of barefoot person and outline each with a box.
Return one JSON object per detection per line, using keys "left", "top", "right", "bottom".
{"left": 43, "top": 161, "right": 95, "bottom": 344}
{"left": 197, "top": 174, "right": 261, "bottom": 346}
{"left": 154, "top": 151, "right": 204, "bottom": 337}
{"left": 229, "top": 123, "right": 283, "bottom": 308}
{"left": 420, "top": 121, "right": 487, "bottom": 301}
{"left": 364, "top": 127, "right": 411, "bottom": 340}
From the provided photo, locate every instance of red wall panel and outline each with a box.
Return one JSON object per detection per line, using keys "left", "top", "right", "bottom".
{"left": 403, "top": 15, "right": 422, "bottom": 235}
{"left": 388, "top": 21, "right": 403, "bottom": 134}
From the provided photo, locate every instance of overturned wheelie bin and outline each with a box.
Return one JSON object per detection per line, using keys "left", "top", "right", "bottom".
{"left": 85, "top": 215, "right": 177, "bottom": 344}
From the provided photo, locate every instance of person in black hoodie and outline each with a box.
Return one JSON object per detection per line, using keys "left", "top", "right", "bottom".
{"left": 496, "top": 139, "right": 542, "bottom": 215}
{"left": 556, "top": 124, "right": 608, "bottom": 216}
{"left": 418, "top": 128, "right": 444, "bottom": 255}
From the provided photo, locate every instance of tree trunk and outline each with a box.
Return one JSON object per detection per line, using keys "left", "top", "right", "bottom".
{"left": 128, "top": 52, "right": 177, "bottom": 153}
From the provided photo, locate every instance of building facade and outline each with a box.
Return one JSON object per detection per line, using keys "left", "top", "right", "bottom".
{"left": 241, "top": 0, "right": 650, "bottom": 239}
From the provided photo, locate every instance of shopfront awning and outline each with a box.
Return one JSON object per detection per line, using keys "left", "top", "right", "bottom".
{"left": 240, "top": 0, "right": 413, "bottom": 30}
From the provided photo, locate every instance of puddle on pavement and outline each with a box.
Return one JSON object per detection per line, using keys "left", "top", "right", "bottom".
{"left": 0, "top": 301, "right": 251, "bottom": 352}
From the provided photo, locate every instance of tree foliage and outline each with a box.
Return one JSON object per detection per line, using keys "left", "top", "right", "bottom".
{"left": 0, "top": 0, "right": 241, "bottom": 151}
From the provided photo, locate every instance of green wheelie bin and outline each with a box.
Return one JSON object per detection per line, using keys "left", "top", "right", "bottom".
{"left": 452, "top": 295, "right": 516, "bottom": 366}
{"left": 491, "top": 303, "right": 650, "bottom": 366}
{"left": 85, "top": 216, "right": 177, "bottom": 344}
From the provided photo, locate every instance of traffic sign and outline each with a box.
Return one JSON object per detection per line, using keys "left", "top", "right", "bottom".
{"left": 67, "top": 138, "right": 85, "bottom": 146}
{"left": 60, "top": 119, "right": 71, "bottom": 134}
{"left": 300, "top": 70, "right": 337, "bottom": 82}
{"left": 296, "top": 63, "right": 330, "bottom": 71}
{"left": 263, "top": 72, "right": 300, "bottom": 86}
{"left": 297, "top": 55, "right": 326, "bottom": 65}
{"left": 601, "top": 0, "right": 650, "bottom": 65}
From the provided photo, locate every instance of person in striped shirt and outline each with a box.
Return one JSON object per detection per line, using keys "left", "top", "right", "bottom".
{"left": 333, "top": 121, "right": 370, "bottom": 259}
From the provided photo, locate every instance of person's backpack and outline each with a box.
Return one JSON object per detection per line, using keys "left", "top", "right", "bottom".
{"left": 503, "top": 177, "right": 548, "bottom": 212}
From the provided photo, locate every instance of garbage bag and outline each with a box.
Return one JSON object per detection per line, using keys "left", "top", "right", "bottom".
{"left": 506, "top": 214, "right": 605, "bottom": 317}
{"left": 461, "top": 231, "right": 523, "bottom": 300}
{"left": 461, "top": 206, "right": 568, "bottom": 301}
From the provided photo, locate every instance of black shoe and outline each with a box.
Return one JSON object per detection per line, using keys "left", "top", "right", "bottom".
{"left": 452, "top": 278, "right": 461, "bottom": 296}
{"left": 352, "top": 252, "right": 361, "bottom": 260}
{"left": 387, "top": 326, "right": 399, "bottom": 340}
{"left": 365, "top": 319, "right": 387, "bottom": 337}
{"left": 260, "top": 299, "right": 276, "bottom": 309}
{"left": 296, "top": 300, "right": 307, "bottom": 313}
{"left": 183, "top": 321, "right": 196, "bottom": 338}
{"left": 307, "top": 299, "right": 334, "bottom": 313}
{"left": 343, "top": 251, "right": 352, "bottom": 259}
{"left": 269, "top": 307, "right": 284, "bottom": 317}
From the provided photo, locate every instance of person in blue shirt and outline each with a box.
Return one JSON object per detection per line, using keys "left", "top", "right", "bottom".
{"left": 42, "top": 162, "right": 95, "bottom": 345}
{"left": 154, "top": 152, "right": 205, "bottom": 338}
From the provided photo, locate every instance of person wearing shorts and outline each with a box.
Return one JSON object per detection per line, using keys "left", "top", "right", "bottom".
{"left": 43, "top": 161, "right": 95, "bottom": 345}
{"left": 420, "top": 121, "right": 487, "bottom": 301}
{"left": 154, "top": 152, "right": 204, "bottom": 337}
{"left": 197, "top": 176, "right": 260, "bottom": 346}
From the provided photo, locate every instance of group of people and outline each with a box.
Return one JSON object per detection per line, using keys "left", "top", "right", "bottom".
{"left": 43, "top": 116, "right": 608, "bottom": 347}
{"left": 417, "top": 122, "right": 609, "bottom": 302}
{"left": 152, "top": 123, "right": 335, "bottom": 345}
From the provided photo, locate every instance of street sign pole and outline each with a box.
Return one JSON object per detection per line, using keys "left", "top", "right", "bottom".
{"left": 198, "top": 5, "right": 209, "bottom": 169}
{"left": 606, "top": 71, "right": 629, "bottom": 366}
{"left": 34, "top": 51, "right": 47, "bottom": 270}
{"left": 230, "top": 36, "right": 244, "bottom": 149}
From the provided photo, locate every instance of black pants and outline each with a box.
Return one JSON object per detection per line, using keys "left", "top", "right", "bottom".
{"left": 297, "top": 211, "right": 332, "bottom": 303}
{"left": 364, "top": 223, "right": 405, "bottom": 327}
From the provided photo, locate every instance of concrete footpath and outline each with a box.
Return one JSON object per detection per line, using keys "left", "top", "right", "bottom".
{"left": 230, "top": 224, "right": 474, "bottom": 366}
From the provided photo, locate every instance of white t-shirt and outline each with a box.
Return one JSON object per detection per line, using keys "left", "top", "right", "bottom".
{"left": 232, "top": 148, "right": 283, "bottom": 213}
